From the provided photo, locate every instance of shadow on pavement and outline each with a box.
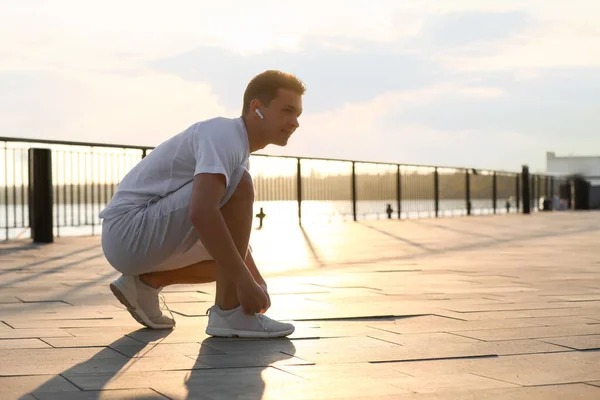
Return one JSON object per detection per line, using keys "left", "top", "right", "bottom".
{"left": 25, "top": 329, "right": 298, "bottom": 399}
{"left": 183, "top": 337, "right": 297, "bottom": 399}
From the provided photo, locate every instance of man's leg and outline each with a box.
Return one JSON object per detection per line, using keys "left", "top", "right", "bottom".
{"left": 138, "top": 169, "right": 255, "bottom": 310}
{"left": 107, "top": 169, "right": 292, "bottom": 336}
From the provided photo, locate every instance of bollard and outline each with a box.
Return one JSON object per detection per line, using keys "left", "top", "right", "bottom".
{"left": 255, "top": 207, "right": 266, "bottom": 229}
{"left": 385, "top": 204, "right": 393, "bottom": 219}
{"left": 28, "top": 148, "right": 54, "bottom": 243}
{"left": 522, "top": 165, "right": 530, "bottom": 214}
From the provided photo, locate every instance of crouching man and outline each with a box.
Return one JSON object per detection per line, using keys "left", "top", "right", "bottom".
{"left": 98, "top": 70, "right": 305, "bottom": 338}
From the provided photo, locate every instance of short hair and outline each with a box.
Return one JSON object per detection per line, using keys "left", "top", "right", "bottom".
{"left": 242, "top": 70, "right": 306, "bottom": 114}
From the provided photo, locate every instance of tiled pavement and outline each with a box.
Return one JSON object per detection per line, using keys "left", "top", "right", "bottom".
{"left": 1, "top": 211, "right": 600, "bottom": 399}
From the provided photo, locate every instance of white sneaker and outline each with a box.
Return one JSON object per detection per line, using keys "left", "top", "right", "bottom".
{"left": 205, "top": 305, "right": 295, "bottom": 338}
{"left": 109, "top": 275, "right": 175, "bottom": 330}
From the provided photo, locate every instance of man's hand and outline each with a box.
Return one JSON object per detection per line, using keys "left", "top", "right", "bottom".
{"left": 259, "top": 282, "right": 271, "bottom": 314}
{"left": 236, "top": 275, "right": 269, "bottom": 315}
{"left": 244, "top": 251, "right": 270, "bottom": 313}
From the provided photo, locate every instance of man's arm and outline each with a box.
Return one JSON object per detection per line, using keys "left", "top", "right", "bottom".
{"left": 189, "top": 173, "right": 249, "bottom": 282}
{"left": 189, "top": 173, "right": 267, "bottom": 314}
{"left": 245, "top": 249, "right": 271, "bottom": 313}
{"left": 245, "top": 249, "right": 266, "bottom": 288}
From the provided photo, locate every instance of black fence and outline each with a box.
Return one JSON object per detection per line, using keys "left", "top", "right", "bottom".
{"left": 1, "top": 137, "right": 571, "bottom": 241}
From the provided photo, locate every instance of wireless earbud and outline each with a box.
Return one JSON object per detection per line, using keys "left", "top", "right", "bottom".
{"left": 255, "top": 109, "right": 264, "bottom": 120}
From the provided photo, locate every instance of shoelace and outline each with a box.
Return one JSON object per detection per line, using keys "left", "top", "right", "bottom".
{"left": 159, "top": 293, "right": 175, "bottom": 321}
{"left": 256, "top": 313, "right": 268, "bottom": 331}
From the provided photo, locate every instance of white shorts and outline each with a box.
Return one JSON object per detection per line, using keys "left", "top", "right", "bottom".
{"left": 101, "top": 167, "right": 247, "bottom": 276}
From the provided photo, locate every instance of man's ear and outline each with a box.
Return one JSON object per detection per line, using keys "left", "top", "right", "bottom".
{"left": 249, "top": 98, "right": 262, "bottom": 113}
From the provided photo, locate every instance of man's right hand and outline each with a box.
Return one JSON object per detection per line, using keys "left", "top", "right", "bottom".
{"left": 236, "top": 275, "right": 269, "bottom": 315}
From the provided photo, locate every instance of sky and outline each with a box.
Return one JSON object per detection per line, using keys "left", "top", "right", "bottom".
{"left": 1, "top": 0, "right": 599, "bottom": 173}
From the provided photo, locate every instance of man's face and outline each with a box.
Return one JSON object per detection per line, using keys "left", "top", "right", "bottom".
{"left": 260, "top": 88, "right": 303, "bottom": 146}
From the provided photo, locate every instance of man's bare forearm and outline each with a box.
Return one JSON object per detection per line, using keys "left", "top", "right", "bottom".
{"left": 245, "top": 250, "right": 266, "bottom": 287}
{"left": 191, "top": 206, "right": 251, "bottom": 283}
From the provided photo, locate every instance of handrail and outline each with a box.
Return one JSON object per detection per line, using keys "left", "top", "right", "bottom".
{"left": 0, "top": 136, "right": 562, "bottom": 177}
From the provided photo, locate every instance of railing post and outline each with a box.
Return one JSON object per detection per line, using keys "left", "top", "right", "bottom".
{"left": 535, "top": 175, "right": 542, "bottom": 211}
{"left": 296, "top": 158, "right": 302, "bottom": 226}
{"left": 465, "top": 169, "right": 471, "bottom": 216}
{"left": 396, "top": 164, "right": 401, "bottom": 219}
{"left": 516, "top": 173, "right": 520, "bottom": 211}
{"left": 434, "top": 167, "right": 439, "bottom": 217}
{"left": 28, "top": 148, "right": 54, "bottom": 243}
{"left": 492, "top": 171, "right": 497, "bottom": 214}
{"left": 522, "top": 165, "right": 530, "bottom": 214}
{"left": 351, "top": 161, "right": 357, "bottom": 221}
{"left": 142, "top": 149, "right": 147, "bottom": 159}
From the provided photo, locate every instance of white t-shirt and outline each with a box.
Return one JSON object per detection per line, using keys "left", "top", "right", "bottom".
{"left": 99, "top": 116, "right": 250, "bottom": 220}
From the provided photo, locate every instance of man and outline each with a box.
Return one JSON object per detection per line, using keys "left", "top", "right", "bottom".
{"left": 99, "top": 70, "right": 305, "bottom": 338}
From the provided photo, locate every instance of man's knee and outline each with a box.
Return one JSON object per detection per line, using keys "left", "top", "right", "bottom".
{"left": 231, "top": 170, "right": 254, "bottom": 203}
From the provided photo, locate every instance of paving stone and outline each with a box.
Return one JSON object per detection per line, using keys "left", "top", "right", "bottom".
{"left": 269, "top": 376, "right": 416, "bottom": 400}
{"left": 160, "top": 291, "right": 212, "bottom": 302}
{"left": 563, "top": 350, "right": 600, "bottom": 365}
{"left": 370, "top": 332, "right": 571, "bottom": 355}
{"left": 0, "top": 302, "right": 73, "bottom": 318}
{"left": 113, "top": 342, "right": 223, "bottom": 358}
{"left": 64, "top": 327, "right": 148, "bottom": 337}
{"left": 391, "top": 352, "right": 600, "bottom": 386}
{"left": 367, "top": 315, "right": 542, "bottom": 334}
{"left": 0, "top": 375, "right": 80, "bottom": 399}
{"left": 0, "top": 295, "right": 21, "bottom": 303}
{"left": 288, "top": 341, "right": 498, "bottom": 364}
{"left": 32, "top": 389, "right": 169, "bottom": 400}
{"left": 387, "top": 372, "right": 519, "bottom": 393}
{"left": 62, "top": 370, "right": 193, "bottom": 391}
{"left": 42, "top": 334, "right": 145, "bottom": 348}
{"left": 64, "top": 366, "right": 303, "bottom": 399}
{"left": 62, "top": 354, "right": 210, "bottom": 375}
{"left": 540, "top": 334, "right": 600, "bottom": 350}
{"left": 125, "top": 326, "right": 210, "bottom": 344}
{"left": 441, "top": 302, "right": 577, "bottom": 313}
{"left": 463, "top": 338, "right": 573, "bottom": 355}
{"left": 4, "top": 317, "right": 143, "bottom": 329}
{"left": 455, "top": 324, "right": 600, "bottom": 341}
{"left": 177, "top": 367, "right": 308, "bottom": 400}
{"left": 0, "top": 328, "right": 73, "bottom": 339}
{"left": 368, "top": 331, "right": 482, "bottom": 345}
{"left": 277, "top": 364, "right": 419, "bottom": 399}
{"left": 0, "top": 306, "right": 121, "bottom": 320}
{"left": 168, "top": 302, "right": 222, "bottom": 317}
{"left": 0, "top": 338, "right": 52, "bottom": 349}
{"left": 0, "top": 347, "right": 127, "bottom": 376}
{"left": 440, "top": 307, "right": 600, "bottom": 321}
{"left": 365, "top": 383, "right": 600, "bottom": 399}
{"left": 511, "top": 316, "right": 600, "bottom": 326}
{"left": 189, "top": 352, "right": 313, "bottom": 368}
{"left": 201, "top": 336, "right": 398, "bottom": 354}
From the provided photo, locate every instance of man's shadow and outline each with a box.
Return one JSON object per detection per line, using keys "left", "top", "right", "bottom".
{"left": 26, "top": 328, "right": 173, "bottom": 399}
{"left": 25, "top": 328, "right": 297, "bottom": 399}
{"left": 183, "top": 337, "right": 297, "bottom": 399}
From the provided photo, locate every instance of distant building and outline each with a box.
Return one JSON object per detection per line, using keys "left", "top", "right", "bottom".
{"left": 546, "top": 152, "right": 600, "bottom": 183}
{"left": 546, "top": 152, "right": 600, "bottom": 209}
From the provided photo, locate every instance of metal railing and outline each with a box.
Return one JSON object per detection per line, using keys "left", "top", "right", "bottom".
{"left": 1, "top": 136, "right": 570, "bottom": 241}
